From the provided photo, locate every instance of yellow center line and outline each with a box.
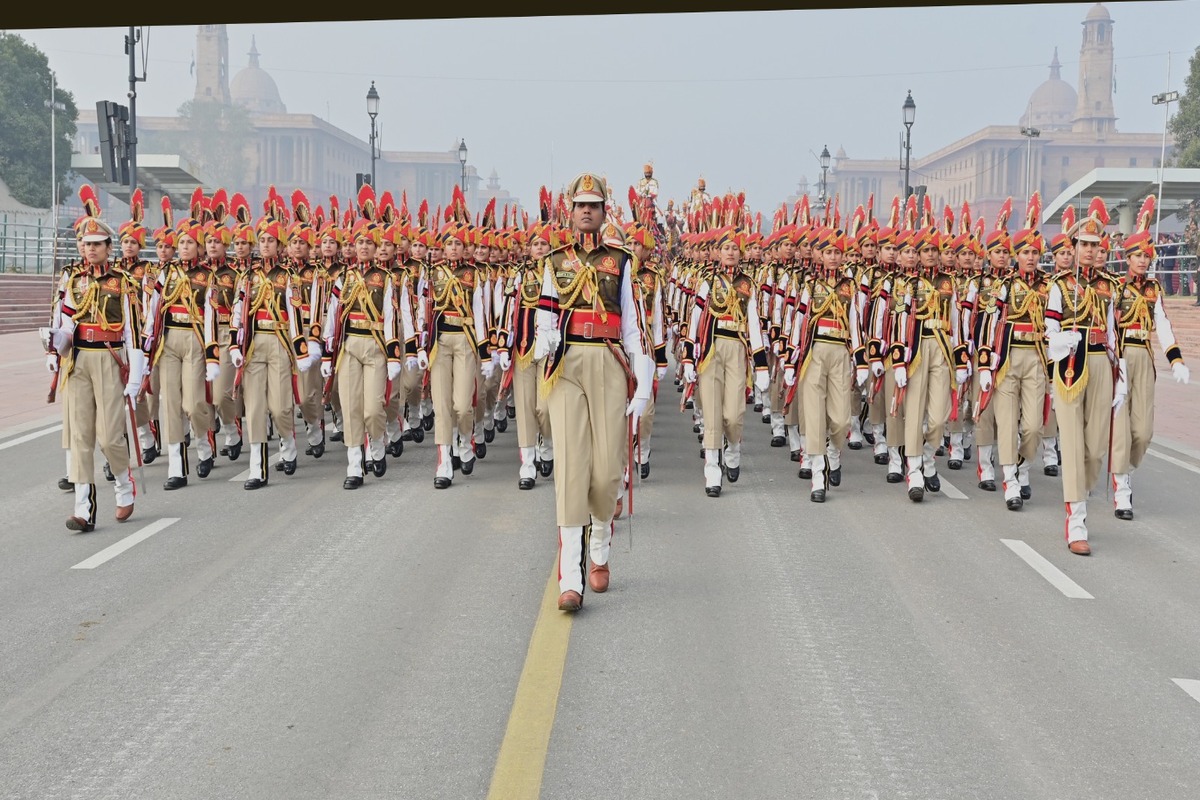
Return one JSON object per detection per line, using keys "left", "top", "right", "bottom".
{"left": 486, "top": 560, "right": 575, "bottom": 800}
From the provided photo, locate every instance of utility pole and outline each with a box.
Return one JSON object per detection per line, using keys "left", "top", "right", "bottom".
{"left": 125, "top": 27, "right": 143, "bottom": 193}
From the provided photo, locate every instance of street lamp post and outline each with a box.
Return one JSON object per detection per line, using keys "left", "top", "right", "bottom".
{"left": 44, "top": 71, "right": 66, "bottom": 273}
{"left": 1152, "top": 56, "right": 1179, "bottom": 245}
{"left": 819, "top": 145, "right": 831, "bottom": 207}
{"left": 366, "top": 81, "right": 380, "bottom": 188}
{"left": 1019, "top": 125, "right": 1041, "bottom": 198}
{"left": 902, "top": 90, "right": 916, "bottom": 198}
{"left": 458, "top": 139, "right": 468, "bottom": 195}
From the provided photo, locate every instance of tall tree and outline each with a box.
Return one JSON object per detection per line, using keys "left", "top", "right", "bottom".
{"left": 154, "top": 99, "right": 254, "bottom": 190}
{"left": 1169, "top": 46, "right": 1200, "bottom": 169}
{"left": 0, "top": 33, "right": 79, "bottom": 208}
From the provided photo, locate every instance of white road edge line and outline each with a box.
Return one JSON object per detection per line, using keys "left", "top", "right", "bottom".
{"left": 70, "top": 518, "right": 180, "bottom": 570}
{"left": 938, "top": 475, "right": 968, "bottom": 500}
{"left": 1147, "top": 447, "right": 1200, "bottom": 476}
{"left": 1172, "top": 679, "right": 1200, "bottom": 704}
{"left": 0, "top": 424, "right": 63, "bottom": 452}
{"left": 1000, "top": 539, "right": 1094, "bottom": 599}
{"left": 228, "top": 452, "right": 282, "bottom": 482}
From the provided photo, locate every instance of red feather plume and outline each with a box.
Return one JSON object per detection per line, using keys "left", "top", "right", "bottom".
{"left": 79, "top": 184, "right": 101, "bottom": 218}
{"left": 129, "top": 188, "right": 144, "bottom": 224}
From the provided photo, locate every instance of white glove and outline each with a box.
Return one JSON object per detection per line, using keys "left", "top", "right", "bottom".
{"left": 1047, "top": 330, "right": 1082, "bottom": 362}
{"left": 46, "top": 354, "right": 58, "bottom": 374}
{"left": 533, "top": 328, "right": 560, "bottom": 361}
{"left": 481, "top": 360, "right": 496, "bottom": 381}
{"left": 631, "top": 352, "right": 655, "bottom": 399}
{"left": 307, "top": 340, "right": 323, "bottom": 361}
{"left": 51, "top": 328, "right": 72, "bottom": 353}
{"left": 205, "top": 362, "right": 220, "bottom": 382}
{"left": 296, "top": 354, "right": 315, "bottom": 373}
{"left": 123, "top": 381, "right": 139, "bottom": 399}
{"left": 683, "top": 363, "right": 697, "bottom": 384}
{"left": 783, "top": 366, "right": 796, "bottom": 387}
{"left": 1112, "top": 357, "right": 1128, "bottom": 411}
{"left": 754, "top": 369, "right": 770, "bottom": 393}
{"left": 387, "top": 361, "right": 403, "bottom": 381}
{"left": 405, "top": 356, "right": 419, "bottom": 371}
{"left": 856, "top": 367, "right": 869, "bottom": 387}
{"left": 955, "top": 367, "right": 970, "bottom": 386}
{"left": 320, "top": 360, "right": 333, "bottom": 379}
{"left": 625, "top": 395, "right": 649, "bottom": 423}
{"left": 655, "top": 365, "right": 667, "bottom": 381}
{"left": 771, "top": 339, "right": 782, "bottom": 357}
{"left": 894, "top": 365, "right": 908, "bottom": 389}
{"left": 979, "top": 369, "right": 993, "bottom": 393}
{"left": 870, "top": 360, "right": 884, "bottom": 378}
{"left": 417, "top": 350, "right": 429, "bottom": 370}
{"left": 497, "top": 350, "right": 512, "bottom": 371}
{"left": 1173, "top": 362, "right": 1190, "bottom": 384}
{"left": 230, "top": 349, "right": 245, "bottom": 369}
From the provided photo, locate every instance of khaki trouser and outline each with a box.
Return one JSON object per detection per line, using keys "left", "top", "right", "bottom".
{"left": 430, "top": 331, "right": 477, "bottom": 445}
{"left": 298, "top": 357, "right": 324, "bottom": 429}
{"left": 1109, "top": 344, "right": 1154, "bottom": 474}
{"left": 1054, "top": 352, "right": 1114, "bottom": 503}
{"left": 214, "top": 323, "right": 243, "bottom": 436}
{"left": 403, "top": 358, "right": 424, "bottom": 426}
{"left": 338, "top": 333, "right": 387, "bottom": 448}
{"left": 994, "top": 344, "right": 1045, "bottom": 466}
{"left": 884, "top": 353, "right": 907, "bottom": 447}
{"left": 903, "top": 334, "right": 951, "bottom": 453}
{"left": 637, "top": 377, "right": 657, "bottom": 454}
{"left": 157, "top": 326, "right": 212, "bottom": 446}
{"left": 869, "top": 365, "right": 888, "bottom": 427}
{"left": 698, "top": 335, "right": 748, "bottom": 450}
{"left": 970, "top": 362, "right": 996, "bottom": 447}
{"left": 546, "top": 344, "right": 629, "bottom": 527}
{"left": 803, "top": 340, "right": 851, "bottom": 453}
{"left": 513, "top": 356, "right": 551, "bottom": 449}
{"left": 66, "top": 348, "right": 129, "bottom": 483}
{"left": 244, "top": 331, "right": 295, "bottom": 445}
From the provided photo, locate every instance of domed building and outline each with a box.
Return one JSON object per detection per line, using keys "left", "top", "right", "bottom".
{"left": 1019, "top": 49, "right": 1076, "bottom": 132}
{"left": 230, "top": 37, "right": 286, "bottom": 115}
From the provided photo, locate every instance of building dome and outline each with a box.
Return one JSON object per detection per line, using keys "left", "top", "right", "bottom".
{"left": 231, "top": 37, "right": 286, "bottom": 115}
{"left": 1020, "top": 48, "right": 1076, "bottom": 131}
{"left": 1085, "top": 3, "right": 1111, "bottom": 22}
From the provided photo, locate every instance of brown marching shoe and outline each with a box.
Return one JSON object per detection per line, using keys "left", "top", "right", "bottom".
{"left": 558, "top": 591, "right": 583, "bottom": 612}
{"left": 115, "top": 504, "right": 134, "bottom": 522}
{"left": 588, "top": 563, "right": 610, "bottom": 593}
{"left": 1068, "top": 540, "right": 1092, "bottom": 556}
{"left": 65, "top": 516, "right": 95, "bottom": 532}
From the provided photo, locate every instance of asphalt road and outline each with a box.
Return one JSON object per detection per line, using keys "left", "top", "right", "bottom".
{"left": 2, "top": 375, "right": 1200, "bottom": 800}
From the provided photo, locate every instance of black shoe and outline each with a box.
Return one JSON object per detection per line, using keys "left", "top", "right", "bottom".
{"left": 909, "top": 486, "right": 925, "bottom": 502}
{"left": 874, "top": 453, "right": 889, "bottom": 465}
{"left": 935, "top": 446, "right": 945, "bottom": 457}
{"left": 964, "top": 446, "right": 973, "bottom": 462}
{"left": 461, "top": 457, "right": 475, "bottom": 476}
{"left": 324, "top": 403, "right": 333, "bottom": 413}
{"left": 484, "top": 427, "right": 495, "bottom": 444}
{"left": 142, "top": 447, "right": 158, "bottom": 464}
{"left": 507, "top": 407, "right": 516, "bottom": 419}
{"left": 1020, "top": 485, "right": 1032, "bottom": 500}
{"left": 330, "top": 430, "right": 344, "bottom": 442}
{"left": 684, "top": 399, "right": 694, "bottom": 410}
{"left": 798, "top": 467, "right": 812, "bottom": 480}
{"left": 422, "top": 414, "right": 435, "bottom": 431}
{"left": 790, "top": 450, "right": 801, "bottom": 462}
{"left": 227, "top": 441, "right": 242, "bottom": 461}
{"left": 475, "top": 442, "right": 487, "bottom": 459}
{"left": 58, "top": 476, "right": 73, "bottom": 491}
{"left": 677, "top": 384, "right": 684, "bottom": 392}
{"left": 697, "top": 433, "right": 704, "bottom": 444}
{"left": 196, "top": 457, "right": 214, "bottom": 479}
{"left": 434, "top": 477, "right": 451, "bottom": 489}
{"left": 948, "top": 459, "right": 962, "bottom": 470}
{"left": 978, "top": 479, "right": 996, "bottom": 491}
{"left": 401, "top": 429, "right": 414, "bottom": 442}
{"left": 386, "top": 438, "right": 403, "bottom": 458}
{"left": 1007, "top": 497, "right": 1024, "bottom": 511}
{"left": 452, "top": 455, "right": 462, "bottom": 472}
{"left": 214, "top": 418, "right": 221, "bottom": 435}
{"left": 727, "top": 466, "right": 741, "bottom": 483}
{"left": 770, "top": 436, "right": 786, "bottom": 447}
{"left": 411, "top": 427, "right": 425, "bottom": 444}
{"left": 243, "top": 477, "right": 267, "bottom": 490}
{"left": 754, "top": 403, "right": 763, "bottom": 413}
{"left": 519, "top": 477, "right": 535, "bottom": 490}
{"left": 281, "top": 458, "right": 297, "bottom": 476}
{"left": 1115, "top": 508, "right": 1134, "bottom": 520}
{"left": 103, "top": 463, "right": 115, "bottom": 482}
{"left": 811, "top": 489, "right": 826, "bottom": 503}
{"left": 539, "top": 459, "right": 554, "bottom": 478}
{"left": 924, "top": 473, "right": 940, "bottom": 492}
{"left": 640, "top": 462, "right": 650, "bottom": 479}
{"left": 344, "top": 476, "right": 363, "bottom": 490}
{"left": 1044, "top": 464, "right": 1059, "bottom": 477}
{"left": 693, "top": 423, "right": 701, "bottom": 434}
{"left": 310, "top": 441, "right": 325, "bottom": 459}
{"left": 705, "top": 486, "right": 721, "bottom": 498}
{"left": 220, "top": 446, "right": 229, "bottom": 456}
{"left": 887, "top": 471, "right": 903, "bottom": 483}
{"left": 863, "top": 432, "right": 876, "bottom": 445}
{"left": 496, "top": 417, "right": 508, "bottom": 433}
{"left": 372, "top": 455, "right": 387, "bottom": 477}
{"left": 761, "top": 414, "right": 771, "bottom": 424}
{"left": 305, "top": 444, "right": 314, "bottom": 456}
{"left": 164, "top": 476, "right": 188, "bottom": 490}
{"left": 274, "top": 458, "right": 286, "bottom": 472}
{"left": 848, "top": 441, "right": 863, "bottom": 450}
{"left": 828, "top": 468, "right": 841, "bottom": 487}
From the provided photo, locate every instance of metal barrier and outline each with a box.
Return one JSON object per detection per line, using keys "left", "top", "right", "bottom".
{"left": 0, "top": 215, "right": 75, "bottom": 275}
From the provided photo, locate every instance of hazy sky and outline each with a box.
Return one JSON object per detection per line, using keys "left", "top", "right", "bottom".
{"left": 11, "top": 2, "right": 1200, "bottom": 214}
